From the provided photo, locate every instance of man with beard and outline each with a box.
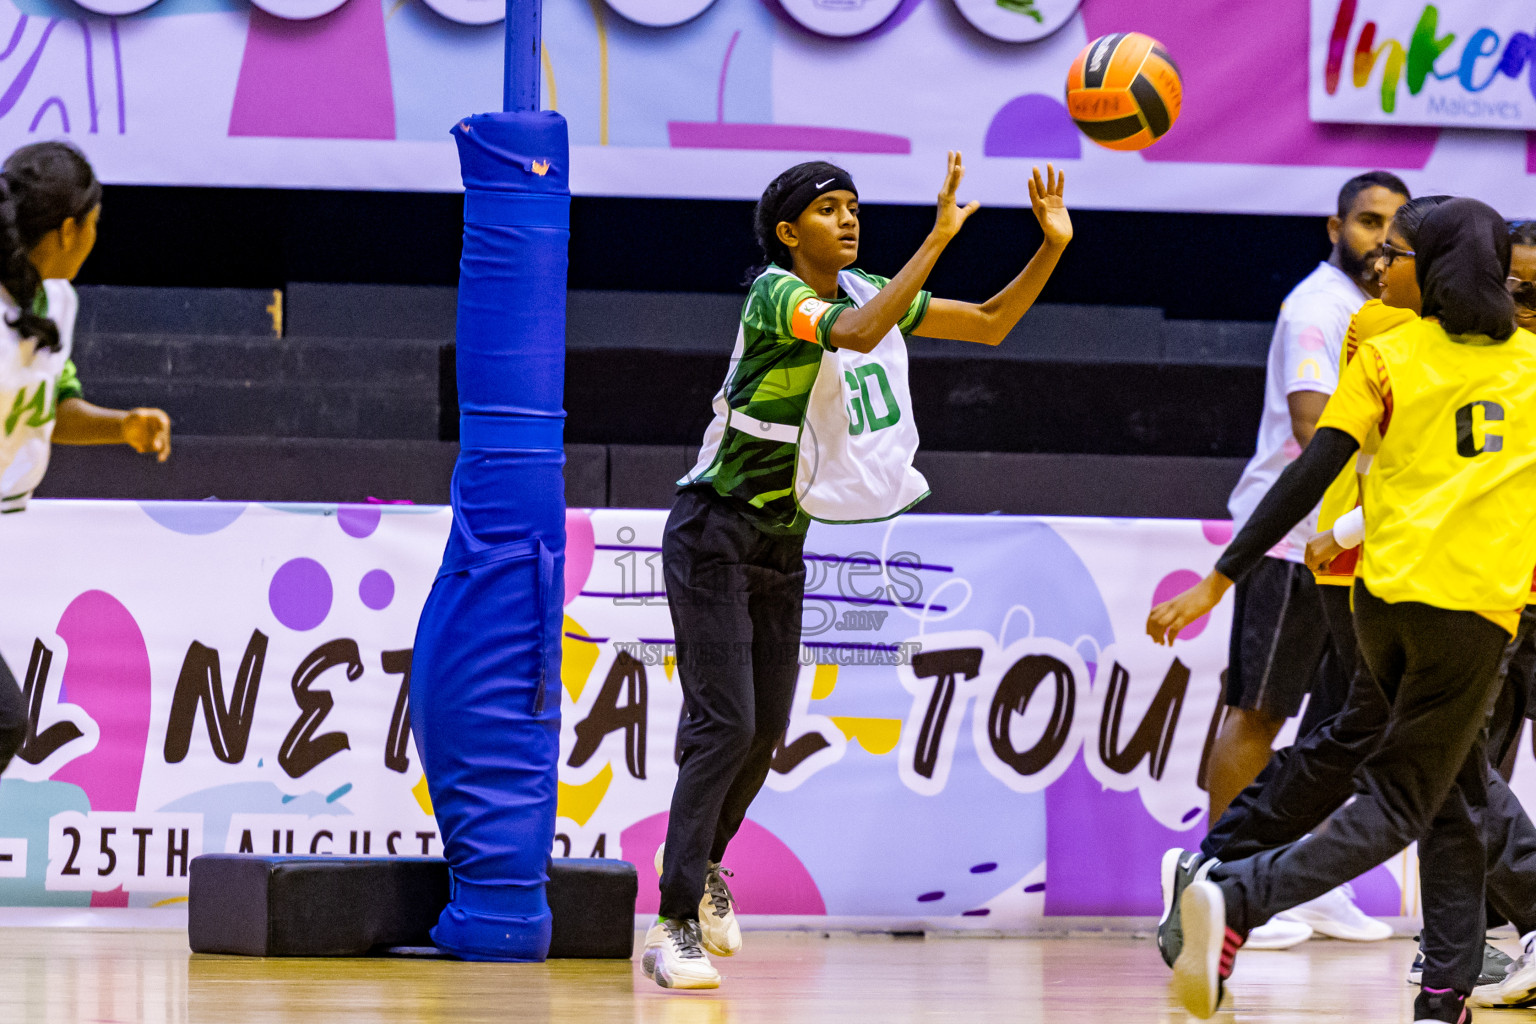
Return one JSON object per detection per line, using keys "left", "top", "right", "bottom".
{"left": 1207, "top": 171, "right": 1408, "bottom": 947}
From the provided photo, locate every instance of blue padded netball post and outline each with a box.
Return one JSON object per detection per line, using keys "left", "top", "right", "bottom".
{"left": 408, "top": 110, "right": 569, "bottom": 962}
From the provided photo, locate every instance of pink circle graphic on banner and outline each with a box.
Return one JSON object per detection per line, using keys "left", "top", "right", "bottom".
{"left": 359, "top": 569, "right": 395, "bottom": 610}
{"left": 1201, "top": 520, "right": 1233, "bottom": 545}
{"left": 270, "top": 558, "right": 333, "bottom": 631}
{"left": 565, "top": 509, "right": 596, "bottom": 607}
{"left": 622, "top": 812, "right": 826, "bottom": 915}
{"left": 48, "top": 590, "right": 153, "bottom": 907}
{"left": 1152, "top": 569, "right": 1210, "bottom": 640}
{"left": 337, "top": 505, "right": 382, "bottom": 539}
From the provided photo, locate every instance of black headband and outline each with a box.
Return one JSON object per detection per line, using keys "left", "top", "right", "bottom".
{"left": 772, "top": 169, "right": 858, "bottom": 228}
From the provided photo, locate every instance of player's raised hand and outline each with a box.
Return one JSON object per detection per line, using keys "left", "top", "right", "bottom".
{"left": 1146, "top": 571, "right": 1231, "bottom": 645}
{"left": 932, "top": 150, "right": 980, "bottom": 242}
{"left": 1029, "top": 163, "right": 1071, "bottom": 249}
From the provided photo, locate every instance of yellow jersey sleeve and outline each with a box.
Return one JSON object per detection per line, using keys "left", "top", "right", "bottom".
{"left": 1316, "top": 341, "right": 1391, "bottom": 445}
{"left": 1313, "top": 303, "right": 1416, "bottom": 586}
{"left": 1342, "top": 300, "right": 1416, "bottom": 368}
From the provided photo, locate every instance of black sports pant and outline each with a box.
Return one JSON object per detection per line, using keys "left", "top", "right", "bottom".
{"left": 1211, "top": 583, "right": 1512, "bottom": 994}
{"left": 1203, "top": 589, "right": 1536, "bottom": 940}
{"left": 1492, "top": 606, "right": 1536, "bottom": 774}
{"left": 657, "top": 486, "right": 805, "bottom": 921}
{"left": 1200, "top": 585, "right": 1381, "bottom": 863}
{"left": 0, "top": 665, "right": 23, "bottom": 777}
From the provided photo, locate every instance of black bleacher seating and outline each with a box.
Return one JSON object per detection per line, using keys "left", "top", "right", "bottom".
{"left": 45, "top": 283, "right": 1269, "bottom": 517}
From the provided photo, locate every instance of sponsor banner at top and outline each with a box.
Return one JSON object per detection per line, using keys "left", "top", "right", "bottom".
{"left": 1311, "top": 0, "right": 1536, "bottom": 130}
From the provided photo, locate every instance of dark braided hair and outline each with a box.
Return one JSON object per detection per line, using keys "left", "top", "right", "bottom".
{"left": 746, "top": 160, "right": 852, "bottom": 283}
{"left": 0, "top": 142, "right": 100, "bottom": 352}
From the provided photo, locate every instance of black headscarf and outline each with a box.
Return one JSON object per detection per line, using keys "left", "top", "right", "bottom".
{"left": 1416, "top": 197, "right": 1515, "bottom": 341}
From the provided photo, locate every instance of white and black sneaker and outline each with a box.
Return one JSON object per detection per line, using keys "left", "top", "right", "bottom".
{"left": 655, "top": 843, "right": 744, "bottom": 958}
{"left": 1159, "top": 848, "right": 1214, "bottom": 968}
{"left": 642, "top": 917, "right": 721, "bottom": 990}
{"left": 1170, "top": 879, "right": 1244, "bottom": 1019}
{"left": 1409, "top": 937, "right": 1514, "bottom": 1002}
{"left": 1485, "top": 930, "right": 1536, "bottom": 1007}
{"left": 700, "top": 863, "right": 742, "bottom": 957}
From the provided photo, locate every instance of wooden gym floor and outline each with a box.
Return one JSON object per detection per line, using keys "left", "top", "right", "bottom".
{"left": 3, "top": 928, "right": 1534, "bottom": 1023}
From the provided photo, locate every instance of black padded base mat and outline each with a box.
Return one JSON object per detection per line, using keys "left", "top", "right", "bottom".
{"left": 188, "top": 855, "right": 637, "bottom": 959}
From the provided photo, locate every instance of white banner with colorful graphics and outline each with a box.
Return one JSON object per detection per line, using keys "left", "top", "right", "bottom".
{"left": 0, "top": 0, "right": 1534, "bottom": 215}
{"left": 1310, "top": 0, "right": 1536, "bottom": 130}
{"left": 3, "top": 499, "right": 1517, "bottom": 926}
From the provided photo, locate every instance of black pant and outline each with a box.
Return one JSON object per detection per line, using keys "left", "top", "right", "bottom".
{"left": 1202, "top": 583, "right": 1379, "bottom": 861}
{"left": 1492, "top": 606, "right": 1536, "bottom": 773}
{"left": 1204, "top": 590, "right": 1536, "bottom": 938}
{"left": 1211, "top": 583, "right": 1509, "bottom": 993}
{"left": 1201, "top": 649, "right": 1388, "bottom": 863}
{"left": 657, "top": 487, "right": 805, "bottom": 921}
{"left": 1299, "top": 583, "right": 1358, "bottom": 734}
{"left": 0, "top": 665, "right": 23, "bottom": 777}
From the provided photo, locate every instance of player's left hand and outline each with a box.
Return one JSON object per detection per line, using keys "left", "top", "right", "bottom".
{"left": 123, "top": 407, "right": 172, "bottom": 462}
{"left": 1146, "top": 570, "right": 1231, "bottom": 645}
{"left": 1029, "top": 164, "right": 1071, "bottom": 249}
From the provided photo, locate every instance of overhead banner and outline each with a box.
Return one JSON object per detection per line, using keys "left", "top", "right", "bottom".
{"left": 1310, "top": 0, "right": 1536, "bottom": 130}
{"left": 0, "top": 0, "right": 1532, "bottom": 215}
{"left": 0, "top": 499, "right": 1479, "bottom": 927}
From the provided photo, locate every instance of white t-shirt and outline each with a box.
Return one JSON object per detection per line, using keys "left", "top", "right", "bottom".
{"left": 1227, "top": 262, "right": 1367, "bottom": 563}
{"left": 0, "top": 279, "right": 77, "bottom": 514}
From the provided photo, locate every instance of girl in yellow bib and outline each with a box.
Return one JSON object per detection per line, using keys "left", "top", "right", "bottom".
{"left": 1165, "top": 197, "right": 1536, "bottom": 1001}
{"left": 1164, "top": 198, "right": 1443, "bottom": 953}
{"left": 1149, "top": 199, "right": 1536, "bottom": 1023}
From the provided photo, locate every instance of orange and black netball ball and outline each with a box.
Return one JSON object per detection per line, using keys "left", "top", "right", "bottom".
{"left": 1066, "top": 32, "right": 1183, "bottom": 151}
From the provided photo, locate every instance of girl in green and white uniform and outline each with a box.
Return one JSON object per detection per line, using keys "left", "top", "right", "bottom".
{"left": 0, "top": 141, "right": 172, "bottom": 775}
{"left": 644, "top": 153, "right": 1072, "bottom": 989}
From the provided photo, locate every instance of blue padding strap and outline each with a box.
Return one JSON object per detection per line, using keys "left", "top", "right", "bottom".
{"left": 451, "top": 874, "right": 549, "bottom": 918}
{"left": 459, "top": 413, "right": 564, "bottom": 451}
{"left": 534, "top": 540, "right": 556, "bottom": 714}
{"left": 464, "top": 191, "right": 571, "bottom": 229}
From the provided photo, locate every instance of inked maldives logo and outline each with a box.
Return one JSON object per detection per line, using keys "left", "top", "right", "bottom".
{"left": 1324, "top": 0, "right": 1536, "bottom": 114}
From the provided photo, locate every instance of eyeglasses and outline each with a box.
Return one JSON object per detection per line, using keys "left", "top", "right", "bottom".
{"left": 1508, "top": 276, "right": 1536, "bottom": 310}
{"left": 1379, "top": 242, "right": 1415, "bottom": 266}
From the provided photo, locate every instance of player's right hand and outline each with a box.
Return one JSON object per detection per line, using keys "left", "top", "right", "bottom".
{"left": 1029, "top": 163, "right": 1072, "bottom": 249}
{"left": 124, "top": 407, "right": 172, "bottom": 463}
{"left": 1146, "top": 570, "right": 1232, "bottom": 646}
{"left": 931, "top": 150, "right": 980, "bottom": 242}
{"left": 1304, "top": 530, "right": 1344, "bottom": 573}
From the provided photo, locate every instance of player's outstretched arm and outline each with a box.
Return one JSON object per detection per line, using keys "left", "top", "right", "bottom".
{"left": 1147, "top": 428, "right": 1359, "bottom": 646}
{"left": 54, "top": 397, "right": 172, "bottom": 462}
{"left": 826, "top": 151, "right": 978, "bottom": 354}
{"left": 914, "top": 164, "right": 1071, "bottom": 346}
